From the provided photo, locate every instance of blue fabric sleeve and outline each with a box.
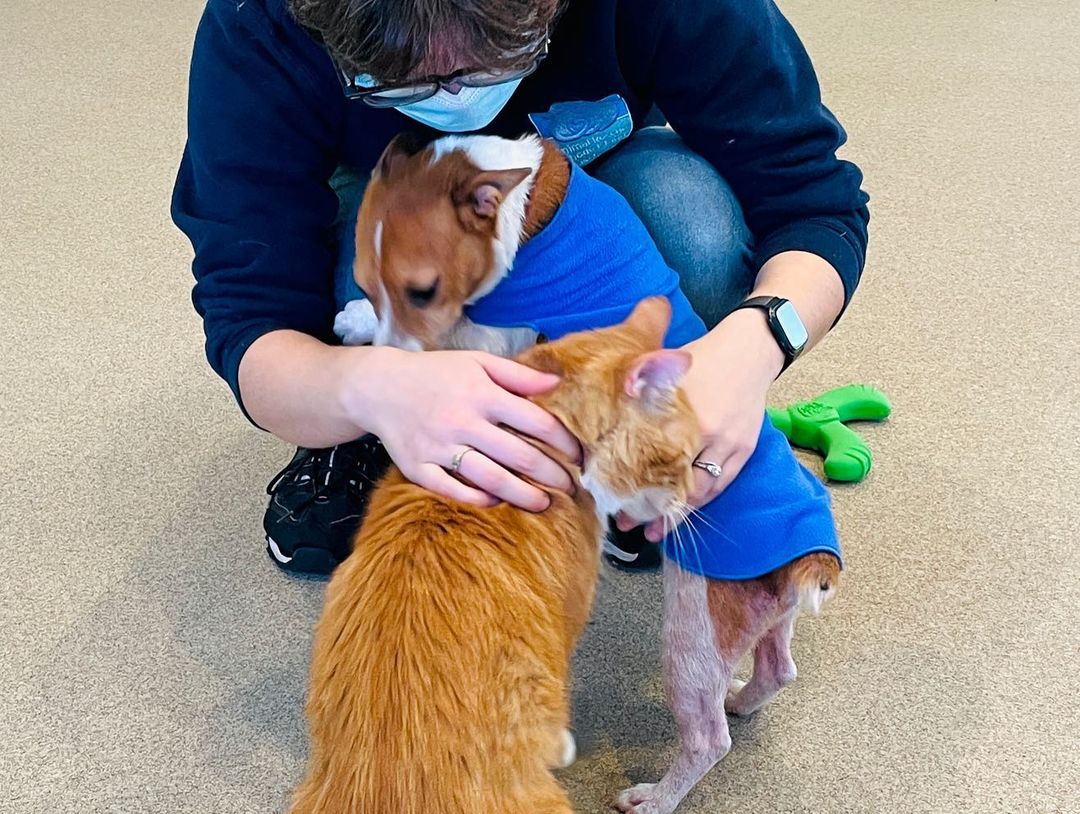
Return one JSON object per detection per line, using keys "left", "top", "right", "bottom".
{"left": 662, "top": 417, "right": 841, "bottom": 580}
{"left": 636, "top": 0, "right": 870, "bottom": 306}
{"left": 170, "top": 0, "right": 345, "bottom": 421}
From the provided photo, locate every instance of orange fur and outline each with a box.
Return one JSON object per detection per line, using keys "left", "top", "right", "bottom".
{"left": 292, "top": 474, "right": 596, "bottom": 814}
{"left": 524, "top": 299, "right": 701, "bottom": 520}
{"left": 292, "top": 299, "right": 689, "bottom": 814}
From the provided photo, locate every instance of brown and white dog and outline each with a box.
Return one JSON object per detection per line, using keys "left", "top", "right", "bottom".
{"left": 333, "top": 133, "right": 570, "bottom": 357}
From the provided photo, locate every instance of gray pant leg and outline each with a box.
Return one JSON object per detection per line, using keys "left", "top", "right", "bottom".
{"left": 590, "top": 127, "right": 755, "bottom": 328}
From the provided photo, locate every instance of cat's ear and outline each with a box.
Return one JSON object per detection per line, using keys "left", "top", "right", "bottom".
{"left": 519, "top": 343, "right": 565, "bottom": 377}
{"left": 625, "top": 349, "right": 692, "bottom": 408}
{"left": 455, "top": 168, "right": 532, "bottom": 220}
{"left": 374, "top": 131, "right": 428, "bottom": 179}
{"left": 623, "top": 297, "right": 673, "bottom": 347}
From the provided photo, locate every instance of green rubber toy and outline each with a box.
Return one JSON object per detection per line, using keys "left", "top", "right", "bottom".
{"left": 766, "top": 384, "right": 892, "bottom": 482}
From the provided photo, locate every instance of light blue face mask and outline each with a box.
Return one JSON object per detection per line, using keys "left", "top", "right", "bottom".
{"left": 392, "top": 79, "right": 523, "bottom": 133}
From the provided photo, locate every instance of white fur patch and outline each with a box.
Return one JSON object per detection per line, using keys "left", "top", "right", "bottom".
{"left": 443, "top": 317, "right": 538, "bottom": 357}
{"left": 580, "top": 466, "right": 673, "bottom": 530}
{"left": 580, "top": 468, "right": 623, "bottom": 525}
{"left": 372, "top": 279, "right": 422, "bottom": 351}
{"left": 431, "top": 135, "right": 544, "bottom": 301}
{"left": 373, "top": 279, "right": 393, "bottom": 346}
{"left": 798, "top": 580, "right": 836, "bottom": 616}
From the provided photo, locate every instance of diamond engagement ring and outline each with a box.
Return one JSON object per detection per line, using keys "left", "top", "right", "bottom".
{"left": 449, "top": 447, "right": 475, "bottom": 474}
{"left": 692, "top": 459, "right": 723, "bottom": 478}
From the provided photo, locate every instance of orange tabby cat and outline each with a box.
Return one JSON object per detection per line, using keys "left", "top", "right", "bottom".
{"left": 291, "top": 298, "right": 700, "bottom": 814}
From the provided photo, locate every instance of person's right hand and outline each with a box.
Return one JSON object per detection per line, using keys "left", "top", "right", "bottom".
{"left": 353, "top": 347, "right": 581, "bottom": 511}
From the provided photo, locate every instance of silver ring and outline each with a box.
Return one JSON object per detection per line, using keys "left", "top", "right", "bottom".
{"left": 449, "top": 447, "right": 475, "bottom": 474}
{"left": 692, "top": 459, "right": 723, "bottom": 478}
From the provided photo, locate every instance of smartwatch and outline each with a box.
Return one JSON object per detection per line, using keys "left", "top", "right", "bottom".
{"left": 732, "top": 296, "right": 808, "bottom": 373}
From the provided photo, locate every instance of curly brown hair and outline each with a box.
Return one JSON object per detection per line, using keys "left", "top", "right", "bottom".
{"left": 289, "top": 0, "right": 562, "bottom": 84}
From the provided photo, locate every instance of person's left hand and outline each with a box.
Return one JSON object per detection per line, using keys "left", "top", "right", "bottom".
{"left": 616, "top": 308, "right": 785, "bottom": 542}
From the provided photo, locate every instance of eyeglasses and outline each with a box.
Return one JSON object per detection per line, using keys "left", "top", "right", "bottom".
{"left": 335, "top": 39, "right": 548, "bottom": 107}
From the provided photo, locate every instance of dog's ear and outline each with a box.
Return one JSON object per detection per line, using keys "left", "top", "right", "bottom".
{"left": 452, "top": 167, "right": 532, "bottom": 231}
{"left": 374, "top": 131, "right": 429, "bottom": 179}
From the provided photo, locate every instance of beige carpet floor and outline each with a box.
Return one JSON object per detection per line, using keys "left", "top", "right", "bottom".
{"left": 2, "top": 1, "right": 1078, "bottom": 812}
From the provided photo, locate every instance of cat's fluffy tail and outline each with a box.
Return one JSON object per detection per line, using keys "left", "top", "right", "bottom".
{"left": 786, "top": 552, "right": 841, "bottom": 616}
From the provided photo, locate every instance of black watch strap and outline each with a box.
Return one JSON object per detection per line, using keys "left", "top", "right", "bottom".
{"left": 732, "top": 296, "right": 803, "bottom": 373}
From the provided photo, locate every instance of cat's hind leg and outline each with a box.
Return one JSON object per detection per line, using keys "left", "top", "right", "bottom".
{"left": 725, "top": 611, "right": 798, "bottom": 716}
{"left": 726, "top": 552, "right": 838, "bottom": 716}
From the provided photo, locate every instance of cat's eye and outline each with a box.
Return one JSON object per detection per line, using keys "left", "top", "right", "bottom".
{"left": 406, "top": 281, "right": 439, "bottom": 308}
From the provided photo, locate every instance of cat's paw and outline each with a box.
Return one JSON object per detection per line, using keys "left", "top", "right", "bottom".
{"left": 724, "top": 678, "right": 749, "bottom": 715}
{"left": 333, "top": 299, "right": 378, "bottom": 346}
{"left": 614, "top": 783, "right": 670, "bottom": 814}
{"left": 556, "top": 728, "right": 577, "bottom": 769}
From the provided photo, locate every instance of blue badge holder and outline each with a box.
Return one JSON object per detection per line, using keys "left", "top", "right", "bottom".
{"left": 529, "top": 94, "right": 633, "bottom": 166}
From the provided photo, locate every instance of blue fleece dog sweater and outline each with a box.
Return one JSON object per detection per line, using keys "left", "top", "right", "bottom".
{"left": 466, "top": 163, "right": 840, "bottom": 579}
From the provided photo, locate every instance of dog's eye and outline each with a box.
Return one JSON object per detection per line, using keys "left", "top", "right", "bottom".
{"left": 406, "top": 281, "right": 439, "bottom": 308}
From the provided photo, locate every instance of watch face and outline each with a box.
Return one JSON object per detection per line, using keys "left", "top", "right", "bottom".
{"left": 774, "top": 301, "right": 809, "bottom": 352}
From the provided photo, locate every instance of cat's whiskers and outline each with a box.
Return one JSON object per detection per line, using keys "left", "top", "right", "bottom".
{"left": 681, "top": 513, "right": 711, "bottom": 573}
{"left": 683, "top": 501, "right": 739, "bottom": 549}
{"left": 666, "top": 502, "right": 708, "bottom": 576}
{"left": 685, "top": 504, "right": 720, "bottom": 534}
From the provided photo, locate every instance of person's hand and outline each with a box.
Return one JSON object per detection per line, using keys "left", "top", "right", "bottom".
{"left": 354, "top": 347, "right": 581, "bottom": 511}
{"left": 616, "top": 309, "right": 785, "bottom": 541}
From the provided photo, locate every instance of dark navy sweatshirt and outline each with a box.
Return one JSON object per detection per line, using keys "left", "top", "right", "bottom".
{"left": 171, "top": 0, "right": 870, "bottom": 412}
